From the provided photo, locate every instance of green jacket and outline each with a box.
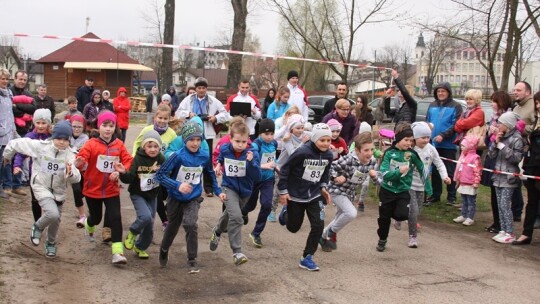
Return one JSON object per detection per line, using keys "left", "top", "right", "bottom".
{"left": 120, "top": 148, "right": 166, "bottom": 201}
{"left": 380, "top": 146, "right": 425, "bottom": 193}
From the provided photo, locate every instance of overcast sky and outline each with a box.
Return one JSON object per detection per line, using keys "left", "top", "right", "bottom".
{"left": 1, "top": 0, "right": 456, "bottom": 61}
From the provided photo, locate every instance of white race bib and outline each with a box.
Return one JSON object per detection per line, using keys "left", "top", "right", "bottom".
{"left": 261, "top": 152, "right": 276, "bottom": 165}
{"left": 349, "top": 169, "right": 368, "bottom": 184}
{"left": 390, "top": 159, "right": 409, "bottom": 177}
{"left": 160, "top": 143, "right": 168, "bottom": 153}
{"left": 96, "top": 155, "right": 119, "bottom": 173}
{"left": 302, "top": 165, "right": 325, "bottom": 183}
{"left": 40, "top": 156, "right": 65, "bottom": 175}
{"left": 224, "top": 158, "right": 246, "bottom": 177}
{"left": 140, "top": 173, "right": 159, "bottom": 191}
{"left": 176, "top": 166, "right": 203, "bottom": 184}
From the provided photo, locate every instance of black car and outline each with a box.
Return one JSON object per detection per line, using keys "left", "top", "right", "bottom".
{"left": 307, "top": 95, "right": 355, "bottom": 123}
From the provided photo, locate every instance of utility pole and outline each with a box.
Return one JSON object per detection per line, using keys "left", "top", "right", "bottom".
{"left": 85, "top": 17, "right": 90, "bottom": 33}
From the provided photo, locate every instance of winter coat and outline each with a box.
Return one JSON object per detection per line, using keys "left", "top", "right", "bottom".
{"left": 329, "top": 154, "right": 381, "bottom": 201}
{"left": 113, "top": 87, "right": 131, "bottom": 129}
{"left": 33, "top": 95, "right": 56, "bottom": 119}
{"left": 145, "top": 92, "right": 161, "bottom": 113}
{"left": 322, "top": 112, "right": 357, "bottom": 144}
{"left": 488, "top": 128, "right": 524, "bottom": 188}
{"left": 120, "top": 147, "right": 165, "bottom": 201}
{"left": 385, "top": 77, "right": 417, "bottom": 125}
{"left": 251, "top": 137, "right": 278, "bottom": 181}
{"left": 426, "top": 82, "right": 463, "bottom": 150}
{"left": 217, "top": 143, "right": 260, "bottom": 198}
{"left": 175, "top": 94, "right": 229, "bottom": 140}
{"left": 102, "top": 100, "right": 114, "bottom": 112}
{"left": 75, "top": 85, "right": 94, "bottom": 113}
{"left": 454, "top": 105, "right": 484, "bottom": 142}
{"left": 454, "top": 145, "right": 481, "bottom": 186}
{"left": 132, "top": 124, "right": 177, "bottom": 156}
{"left": 380, "top": 146, "right": 425, "bottom": 194}
{"left": 2, "top": 138, "right": 80, "bottom": 202}
{"left": 0, "top": 87, "right": 17, "bottom": 146}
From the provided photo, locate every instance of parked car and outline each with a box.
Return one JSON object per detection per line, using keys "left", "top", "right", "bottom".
{"left": 307, "top": 95, "right": 334, "bottom": 123}
{"left": 369, "top": 97, "right": 398, "bottom": 123}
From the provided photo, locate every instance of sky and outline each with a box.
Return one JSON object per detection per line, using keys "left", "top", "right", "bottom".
{"left": 0, "top": 0, "right": 455, "bottom": 62}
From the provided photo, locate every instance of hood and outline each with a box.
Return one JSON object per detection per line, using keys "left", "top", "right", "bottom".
{"left": 116, "top": 87, "right": 127, "bottom": 98}
{"left": 91, "top": 90, "right": 102, "bottom": 102}
{"left": 461, "top": 135, "right": 479, "bottom": 153}
{"left": 190, "top": 116, "right": 206, "bottom": 139}
{"left": 433, "top": 82, "right": 453, "bottom": 101}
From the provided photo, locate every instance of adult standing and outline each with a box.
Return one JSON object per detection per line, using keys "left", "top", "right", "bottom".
{"left": 175, "top": 77, "right": 228, "bottom": 196}
{"left": 167, "top": 86, "right": 179, "bottom": 114}
{"left": 322, "top": 99, "right": 356, "bottom": 144}
{"left": 261, "top": 88, "right": 276, "bottom": 119}
{"left": 286, "top": 70, "right": 309, "bottom": 121}
{"left": 83, "top": 90, "right": 104, "bottom": 128}
{"left": 352, "top": 95, "right": 374, "bottom": 135}
{"left": 75, "top": 76, "right": 94, "bottom": 113}
{"left": 33, "top": 84, "right": 55, "bottom": 119}
{"left": 0, "top": 68, "right": 17, "bottom": 199}
{"left": 146, "top": 86, "right": 161, "bottom": 125}
{"left": 426, "top": 82, "right": 462, "bottom": 205}
{"left": 226, "top": 79, "right": 261, "bottom": 139}
{"left": 384, "top": 70, "right": 417, "bottom": 128}
{"left": 454, "top": 89, "right": 485, "bottom": 142}
{"left": 322, "top": 82, "right": 352, "bottom": 117}
{"left": 113, "top": 87, "right": 131, "bottom": 142}
{"left": 10, "top": 71, "right": 35, "bottom": 136}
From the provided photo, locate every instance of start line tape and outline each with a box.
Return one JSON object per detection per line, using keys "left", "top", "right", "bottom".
{"left": 5, "top": 33, "right": 393, "bottom": 71}
{"left": 439, "top": 156, "right": 540, "bottom": 181}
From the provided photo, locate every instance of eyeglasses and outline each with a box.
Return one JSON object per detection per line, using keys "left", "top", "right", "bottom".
{"left": 72, "top": 126, "right": 83, "bottom": 129}
{"left": 338, "top": 107, "right": 350, "bottom": 111}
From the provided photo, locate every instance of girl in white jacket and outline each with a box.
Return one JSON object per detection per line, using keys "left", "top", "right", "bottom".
{"left": 2, "top": 121, "right": 81, "bottom": 258}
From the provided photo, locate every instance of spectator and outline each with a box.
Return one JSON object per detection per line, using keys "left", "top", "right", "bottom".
{"left": 0, "top": 68, "right": 17, "bottom": 199}
{"left": 75, "top": 76, "right": 94, "bottom": 113}
{"left": 146, "top": 86, "right": 161, "bottom": 125}
{"left": 261, "top": 88, "right": 276, "bottom": 119}
{"left": 167, "top": 86, "right": 179, "bottom": 114}
{"left": 454, "top": 89, "right": 485, "bottom": 143}
{"left": 113, "top": 87, "right": 131, "bottom": 142}
{"left": 322, "top": 99, "right": 356, "bottom": 144}
{"left": 267, "top": 86, "right": 291, "bottom": 122}
{"left": 286, "top": 70, "right": 309, "bottom": 121}
{"left": 33, "top": 84, "right": 56, "bottom": 119}
{"left": 352, "top": 95, "right": 374, "bottom": 136}
{"left": 10, "top": 70, "right": 35, "bottom": 136}
{"left": 226, "top": 79, "right": 261, "bottom": 139}
{"left": 384, "top": 70, "right": 417, "bottom": 128}
{"left": 83, "top": 90, "right": 104, "bottom": 129}
{"left": 101, "top": 90, "right": 114, "bottom": 112}
{"left": 322, "top": 82, "right": 352, "bottom": 117}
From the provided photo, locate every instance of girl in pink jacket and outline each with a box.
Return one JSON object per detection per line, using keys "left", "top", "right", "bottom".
{"left": 453, "top": 135, "right": 482, "bottom": 226}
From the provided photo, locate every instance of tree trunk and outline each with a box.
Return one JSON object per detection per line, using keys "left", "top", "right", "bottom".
{"left": 227, "top": 0, "right": 248, "bottom": 88}
{"left": 161, "top": 0, "right": 175, "bottom": 92}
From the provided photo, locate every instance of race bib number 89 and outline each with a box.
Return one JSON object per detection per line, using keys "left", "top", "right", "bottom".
{"left": 41, "top": 156, "right": 65, "bottom": 175}
{"left": 97, "top": 155, "right": 119, "bottom": 173}
{"left": 302, "top": 165, "right": 325, "bottom": 183}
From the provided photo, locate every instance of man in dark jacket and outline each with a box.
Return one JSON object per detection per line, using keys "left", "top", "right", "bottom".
{"left": 146, "top": 86, "right": 161, "bottom": 125}
{"left": 75, "top": 76, "right": 94, "bottom": 112}
{"left": 33, "top": 84, "right": 56, "bottom": 119}
{"left": 425, "top": 82, "right": 463, "bottom": 206}
{"left": 167, "top": 86, "right": 179, "bottom": 114}
{"left": 384, "top": 70, "right": 417, "bottom": 129}
{"left": 10, "top": 70, "right": 35, "bottom": 136}
{"left": 322, "top": 82, "right": 353, "bottom": 117}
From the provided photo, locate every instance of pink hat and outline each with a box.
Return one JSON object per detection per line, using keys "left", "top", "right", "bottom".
{"left": 327, "top": 119, "right": 342, "bottom": 131}
{"left": 97, "top": 111, "right": 117, "bottom": 128}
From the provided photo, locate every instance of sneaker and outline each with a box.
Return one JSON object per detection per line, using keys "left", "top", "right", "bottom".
{"left": 357, "top": 202, "right": 365, "bottom": 212}
{"left": 76, "top": 216, "right": 86, "bottom": 229}
{"left": 326, "top": 229, "right": 337, "bottom": 250}
{"left": 393, "top": 220, "right": 402, "bottom": 230}
{"left": 209, "top": 227, "right": 220, "bottom": 251}
{"left": 299, "top": 254, "right": 319, "bottom": 271}
{"left": 278, "top": 206, "right": 288, "bottom": 226}
{"left": 267, "top": 211, "right": 277, "bottom": 222}
{"left": 162, "top": 221, "right": 168, "bottom": 232}
{"left": 423, "top": 196, "right": 439, "bottom": 207}
{"left": 492, "top": 231, "right": 506, "bottom": 241}
{"left": 159, "top": 248, "right": 169, "bottom": 267}
{"left": 233, "top": 253, "right": 248, "bottom": 265}
{"left": 124, "top": 231, "right": 136, "bottom": 250}
{"left": 101, "top": 227, "right": 112, "bottom": 243}
{"left": 242, "top": 214, "right": 249, "bottom": 225}
{"left": 494, "top": 232, "right": 515, "bottom": 244}
{"left": 0, "top": 190, "right": 9, "bottom": 199}
{"left": 112, "top": 253, "right": 127, "bottom": 265}
{"left": 453, "top": 216, "right": 466, "bottom": 223}
{"left": 319, "top": 238, "right": 333, "bottom": 252}
{"left": 376, "top": 239, "right": 387, "bottom": 252}
{"left": 11, "top": 188, "right": 27, "bottom": 196}
{"left": 446, "top": 199, "right": 457, "bottom": 206}
{"left": 408, "top": 235, "right": 418, "bottom": 248}
{"left": 249, "top": 233, "right": 263, "bottom": 248}
{"left": 44, "top": 241, "right": 57, "bottom": 258}
{"left": 30, "top": 224, "right": 42, "bottom": 246}
{"left": 188, "top": 259, "right": 200, "bottom": 274}
{"left": 84, "top": 218, "right": 96, "bottom": 242}
{"left": 206, "top": 192, "right": 214, "bottom": 197}
{"left": 462, "top": 218, "right": 474, "bottom": 226}
{"left": 134, "top": 246, "right": 149, "bottom": 259}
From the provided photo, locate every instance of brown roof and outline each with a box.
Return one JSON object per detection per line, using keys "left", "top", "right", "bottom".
{"left": 37, "top": 32, "right": 138, "bottom": 64}
{"left": 187, "top": 68, "right": 228, "bottom": 87}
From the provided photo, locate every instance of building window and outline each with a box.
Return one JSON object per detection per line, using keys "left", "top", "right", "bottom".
{"left": 456, "top": 63, "right": 461, "bottom": 72}
{"left": 450, "top": 75, "right": 454, "bottom": 82}
{"left": 463, "top": 51, "right": 468, "bottom": 60}
{"left": 456, "top": 51, "right": 461, "bottom": 60}
{"left": 456, "top": 75, "right": 461, "bottom": 83}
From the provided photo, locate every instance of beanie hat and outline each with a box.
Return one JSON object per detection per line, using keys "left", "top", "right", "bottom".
{"left": 394, "top": 127, "right": 414, "bottom": 144}
{"left": 51, "top": 120, "right": 72, "bottom": 139}
{"left": 258, "top": 118, "right": 275, "bottom": 134}
{"left": 33, "top": 108, "right": 52, "bottom": 124}
{"left": 161, "top": 94, "right": 171, "bottom": 101}
{"left": 287, "top": 70, "right": 299, "bottom": 80}
{"left": 304, "top": 122, "right": 313, "bottom": 132}
{"left": 498, "top": 111, "right": 520, "bottom": 129}
{"left": 102, "top": 90, "right": 110, "bottom": 97}
{"left": 141, "top": 130, "right": 162, "bottom": 149}
{"left": 411, "top": 122, "right": 432, "bottom": 139}
{"left": 311, "top": 123, "right": 332, "bottom": 143}
{"left": 69, "top": 114, "right": 86, "bottom": 126}
{"left": 359, "top": 121, "right": 372, "bottom": 134}
{"left": 326, "top": 119, "right": 342, "bottom": 131}
{"left": 181, "top": 120, "right": 203, "bottom": 143}
{"left": 97, "top": 111, "right": 117, "bottom": 128}
{"left": 286, "top": 114, "right": 305, "bottom": 131}
{"left": 194, "top": 77, "right": 208, "bottom": 88}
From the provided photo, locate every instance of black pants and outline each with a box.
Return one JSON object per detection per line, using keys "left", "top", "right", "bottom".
{"left": 203, "top": 138, "right": 214, "bottom": 194}
{"left": 377, "top": 187, "right": 410, "bottom": 241}
{"left": 432, "top": 148, "right": 457, "bottom": 201}
{"left": 286, "top": 198, "right": 324, "bottom": 257}
{"left": 523, "top": 180, "right": 540, "bottom": 237}
{"left": 156, "top": 186, "right": 168, "bottom": 224}
{"left": 71, "top": 175, "right": 84, "bottom": 208}
{"left": 86, "top": 196, "right": 123, "bottom": 243}
{"left": 30, "top": 187, "right": 40, "bottom": 222}
{"left": 120, "top": 129, "right": 127, "bottom": 142}
{"left": 489, "top": 185, "right": 501, "bottom": 231}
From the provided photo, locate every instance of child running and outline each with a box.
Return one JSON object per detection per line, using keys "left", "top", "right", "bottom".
{"left": 278, "top": 123, "right": 333, "bottom": 271}
{"left": 2, "top": 120, "right": 81, "bottom": 258}
{"left": 210, "top": 122, "right": 260, "bottom": 265}
{"left": 69, "top": 114, "right": 90, "bottom": 227}
{"left": 75, "top": 111, "right": 133, "bottom": 265}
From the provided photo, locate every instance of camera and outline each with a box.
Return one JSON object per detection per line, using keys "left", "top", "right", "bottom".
{"left": 198, "top": 114, "right": 209, "bottom": 121}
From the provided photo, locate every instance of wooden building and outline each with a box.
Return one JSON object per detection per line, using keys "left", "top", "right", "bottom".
{"left": 37, "top": 32, "right": 152, "bottom": 100}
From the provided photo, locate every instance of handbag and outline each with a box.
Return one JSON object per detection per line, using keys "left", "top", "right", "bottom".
{"left": 466, "top": 125, "right": 487, "bottom": 150}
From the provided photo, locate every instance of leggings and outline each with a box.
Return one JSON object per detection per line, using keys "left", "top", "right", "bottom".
{"left": 71, "top": 175, "right": 85, "bottom": 208}
{"left": 86, "top": 196, "right": 123, "bottom": 243}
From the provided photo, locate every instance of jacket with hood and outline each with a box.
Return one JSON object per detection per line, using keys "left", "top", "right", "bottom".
{"left": 426, "top": 82, "right": 463, "bottom": 150}
{"left": 82, "top": 91, "right": 104, "bottom": 126}
{"left": 0, "top": 87, "right": 17, "bottom": 146}
{"left": 120, "top": 147, "right": 166, "bottom": 201}
{"left": 384, "top": 77, "right": 417, "bottom": 125}
{"left": 76, "top": 85, "right": 94, "bottom": 112}
{"left": 132, "top": 124, "right": 177, "bottom": 156}
{"left": 513, "top": 94, "right": 535, "bottom": 135}
{"left": 217, "top": 142, "right": 261, "bottom": 198}
{"left": 454, "top": 136, "right": 481, "bottom": 186}
{"left": 165, "top": 116, "right": 209, "bottom": 159}
{"left": 487, "top": 128, "right": 524, "bottom": 188}
{"left": 175, "top": 94, "right": 229, "bottom": 140}
{"left": 113, "top": 87, "right": 131, "bottom": 129}
{"left": 380, "top": 145, "right": 425, "bottom": 194}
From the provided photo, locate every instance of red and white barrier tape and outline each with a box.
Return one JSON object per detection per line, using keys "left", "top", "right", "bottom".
{"left": 5, "top": 32, "right": 392, "bottom": 70}
{"left": 439, "top": 156, "right": 540, "bottom": 181}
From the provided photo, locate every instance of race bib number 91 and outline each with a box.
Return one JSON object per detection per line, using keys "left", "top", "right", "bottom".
{"left": 224, "top": 158, "right": 246, "bottom": 177}
{"left": 97, "top": 155, "right": 119, "bottom": 173}
{"left": 302, "top": 165, "right": 325, "bottom": 183}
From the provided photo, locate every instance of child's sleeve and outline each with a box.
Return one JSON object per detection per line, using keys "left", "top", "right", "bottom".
{"left": 76, "top": 141, "right": 92, "bottom": 169}
{"left": 431, "top": 146, "right": 449, "bottom": 180}
{"left": 203, "top": 157, "right": 222, "bottom": 196}
{"left": 120, "top": 145, "right": 134, "bottom": 171}
{"left": 2, "top": 138, "right": 41, "bottom": 160}
{"left": 119, "top": 156, "right": 139, "bottom": 184}
{"left": 497, "top": 137, "right": 524, "bottom": 165}
{"left": 246, "top": 149, "right": 261, "bottom": 182}
{"left": 380, "top": 152, "right": 401, "bottom": 183}
{"left": 217, "top": 144, "right": 226, "bottom": 165}
{"left": 156, "top": 151, "right": 181, "bottom": 191}
{"left": 330, "top": 155, "right": 347, "bottom": 178}
{"left": 13, "top": 153, "right": 28, "bottom": 169}
{"left": 165, "top": 136, "right": 183, "bottom": 159}
{"left": 370, "top": 161, "right": 383, "bottom": 185}
{"left": 66, "top": 154, "right": 81, "bottom": 184}
{"left": 320, "top": 155, "right": 332, "bottom": 189}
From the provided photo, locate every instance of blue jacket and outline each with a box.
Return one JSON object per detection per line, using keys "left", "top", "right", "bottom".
{"left": 251, "top": 137, "right": 278, "bottom": 181}
{"left": 278, "top": 141, "right": 333, "bottom": 202}
{"left": 426, "top": 82, "right": 463, "bottom": 150}
{"left": 267, "top": 101, "right": 290, "bottom": 121}
{"left": 217, "top": 143, "right": 261, "bottom": 198}
{"left": 164, "top": 116, "right": 209, "bottom": 159}
{"left": 156, "top": 147, "right": 221, "bottom": 202}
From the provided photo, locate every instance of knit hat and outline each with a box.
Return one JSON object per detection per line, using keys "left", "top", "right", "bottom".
{"left": 287, "top": 70, "right": 299, "bottom": 80}
{"left": 141, "top": 130, "right": 162, "bottom": 149}
{"left": 33, "top": 108, "right": 51, "bottom": 124}
{"left": 327, "top": 119, "right": 342, "bottom": 131}
{"left": 411, "top": 122, "right": 432, "bottom": 139}
{"left": 161, "top": 94, "right": 171, "bottom": 101}
{"left": 181, "top": 120, "right": 203, "bottom": 143}
{"left": 258, "top": 118, "right": 275, "bottom": 134}
{"left": 359, "top": 122, "right": 372, "bottom": 134}
{"left": 498, "top": 112, "right": 520, "bottom": 129}
{"left": 394, "top": 126, "right": 414, "bottom": 144}
{"left": 97, "top": 111, "right": 117, "bottom": 128}
{"left": 304, "top": 122, "right": 313, "bottom": 132}
{"left": 102, "top": 90, "right": 110, "bottom": 97}
{"left": 194, "top": 77, "right": 208, "bottom": 88}
{"left": 69, "top": 114, "right": 86, "bottom": 126}
{"left": 51, "top": 120, "right": 72, "bottom": 139}
{"left": 311, "top": 123, "right": 332, "bottom": 143}
{"left": 286, "top": 114, "right": 305, "bottom": 131}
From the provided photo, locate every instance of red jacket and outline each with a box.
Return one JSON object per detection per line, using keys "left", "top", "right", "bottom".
{"left": 113, "top": 87, "right": 131, "bottom": 129}
{"left": 455, "top": 106, "right": 484, "bottom": 133}
{"left": 77, "top": 137, "right": 133, "bottom": 199}
{"left": 330, "top": 137, "right": 348, "bottom": 160}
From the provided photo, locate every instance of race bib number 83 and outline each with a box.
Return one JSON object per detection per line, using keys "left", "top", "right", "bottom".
{"left": 302, "top": 165, "right": 325, "bottom": 183}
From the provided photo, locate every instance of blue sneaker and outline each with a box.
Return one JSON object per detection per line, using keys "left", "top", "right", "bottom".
{"left": 299, "top": 254, "right": 320, "bottom": 271}
{"left": 267, "top": 211, "right": 277, "bottom": 222}
{"left": 278, "top": 206, "right": 288, "bottom": 226}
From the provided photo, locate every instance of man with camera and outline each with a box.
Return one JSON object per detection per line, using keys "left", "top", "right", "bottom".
{"left": 226, "top": 79, "right": 261, "bottom": 140}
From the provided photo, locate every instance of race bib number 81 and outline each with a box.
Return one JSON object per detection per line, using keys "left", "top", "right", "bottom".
{"left": 97, "top": 155, "right": 119, "bottom": 173}
{"left": 261, "top": 152, "right": 276, "bottom": 165}
{"left": 176, "top": 166, "right": 203, "bottom": 184}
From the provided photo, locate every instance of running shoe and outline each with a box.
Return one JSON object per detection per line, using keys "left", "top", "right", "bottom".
{"left": 233, "top": 253, "right": 248, "bottom": 265}
{"left": 112, "top": 253, "right": 127, "bottom": 265}
{"left": 124, "top": 231, "right": 136, "bottom": 250}
{"left": 44, "top": 241, "right": 57, "bottom": 258}
{"left": 249, "top": 233, "right": 263, "bottom": 248}
{"left": 188, "top": 259, "right": 200, "bottom": 274}
{"left": 209, "top": 227, "right": 220, "bottom": 251}
{"left": 299, "top": 254, "right": 319, "bottom": 271}
{"left": 30, "top": 223, "right": 42, "bottom": 246}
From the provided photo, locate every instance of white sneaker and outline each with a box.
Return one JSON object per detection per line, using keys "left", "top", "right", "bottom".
{"left": 462, "top": 218, "right": 474, "bottom": 226}
{"left": 495, "top": 232, "right": 515, "bottom": 244}
{"left": 112, "top": 253, "right": 127, "bottom": 265}
{"left": 393, "top": 220, "right": 402, "bottom": 230}
{"left": 453, "top": 216, "right": 466, "bottom": 223}
{"left": 492, "top": 231, "right": 506, "bottom": 241}
{"left": 76, "top": 216, "right": 86, "bottom": 228}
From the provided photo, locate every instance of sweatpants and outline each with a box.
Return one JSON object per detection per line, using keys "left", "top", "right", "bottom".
{"left": 160, "top": 197, "right": 201, "bottom": 261}
{"left": 377, "top": 187, "right": 410, "bottom": 241}
{"left": 460, "top": 194, "right": 477, "bottom": 219}
{"left": 215, "top": 187, "right": 249, "bottom": 254}
{"left": 34, "top": 197, "right": 63, "bottom": 244}
{"left": 242, "top": 178, "right": 274, "bottom": 236}
{"left": 30, "top": 187, "right": 41, "bottom": 222}
{"left": 129, "top": 195, "right": 157, "bottom": 251}
{"left": 86, "top": 196, "right": 123, "bottom": 243}
{"left": 286, "top": 198, "right": 324, "bottom": 258}
{"left": 326, "top": 194, "right": 357, "bottom": 233}
{"left": 495, "top": 187, "right": 515, "bottom": 234}
{"left": 408, "top": 190, "right": 424, "bottom": 237}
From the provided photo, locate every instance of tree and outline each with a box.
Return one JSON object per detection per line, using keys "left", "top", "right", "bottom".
{"left": 227, "top": 0, "right": 249, "bottom": 88}
{"left": 0, "top": 36, "right": 21, "bottom": 76}
{"left": 140, "top": 0, "right": 165, "bottom": 92}
{"left": 421, "top": 33, "right": 455, "bottom": 93}
{"left": 161, "top": 0, "right": 175, "bottom": 92}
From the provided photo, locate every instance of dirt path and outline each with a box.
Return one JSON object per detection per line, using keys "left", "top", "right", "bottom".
{"left": 1, "top": 125, "right": 539, "bottom": 304}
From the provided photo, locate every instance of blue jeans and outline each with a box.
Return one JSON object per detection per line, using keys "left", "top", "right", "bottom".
{"left": 242, "top": 178, "right": 274, "bottom": 236}
{"left": 129, "top": 194, "right": 157, "bottom": 251}
{"left": 460, "top": 194, "right": 477, "bottom": 219}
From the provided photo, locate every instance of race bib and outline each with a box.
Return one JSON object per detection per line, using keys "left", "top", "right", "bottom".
{"left": 390, "top": 159, "right": 409, "bottom": 177}
{"left": 176, "top": 166, "right": 203, "bottom": 184}
{"left": 96, "top": 155, "right": 119, "bottom": 173}
{"left": 302, "top": 165, "right": 325, "bottom": 183}
{"left": 261, "top": 152, "right": 276, "bottom": 165}
{"left": 349, "top": 169, "right": 368, "bottom": 184}
{"left": 140, "top": 173, "right": 159, "bottom": 191}
{"left": 160, "top": 143, "right": 168, "bottom": 153}
{"left": 40, "top": 156, "right": 65, "bottom": 175}
{"left": 224, "top": 158, "right": 246, "bottom": 177}
{"left": 332, "top": 150, "right": 339, "bottom": 160}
